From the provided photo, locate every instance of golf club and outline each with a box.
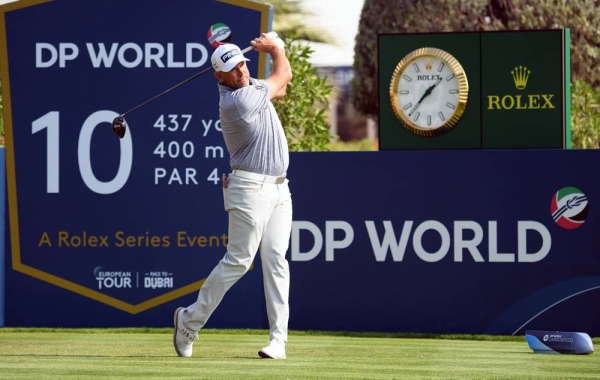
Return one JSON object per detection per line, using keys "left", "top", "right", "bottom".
{"left": 111, "top": 31, "right": 279, "bottom": 139}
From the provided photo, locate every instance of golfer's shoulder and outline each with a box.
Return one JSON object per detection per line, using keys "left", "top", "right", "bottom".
{"left": 234, "top": 81, "right": 268, "bottom": 104}
{"left": 237, "top": 78, "right": 269, "bottom": 96}
{"left": 250, "top": 78, "right": 269, "bottom": 90}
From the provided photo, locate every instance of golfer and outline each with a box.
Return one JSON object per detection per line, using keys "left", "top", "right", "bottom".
{"left": 173, "top": 32, "right": 292, "bottom": 360}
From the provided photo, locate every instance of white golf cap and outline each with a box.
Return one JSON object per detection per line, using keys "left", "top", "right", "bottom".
{"left": 211, "top": 43, "right": 250, "bottom": 72}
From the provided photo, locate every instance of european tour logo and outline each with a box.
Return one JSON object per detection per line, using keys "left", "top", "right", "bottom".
{"left": 487, "top": 66, "right": 556, "bottom": 110}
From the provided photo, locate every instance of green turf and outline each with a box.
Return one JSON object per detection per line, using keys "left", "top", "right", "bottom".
{"left": 0, "top": 329, "right": 598, "bottom": 379}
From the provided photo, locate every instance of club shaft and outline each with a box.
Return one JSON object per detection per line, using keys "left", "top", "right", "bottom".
{"left": 120, "top": 45, "right": 254, "bottom": 118}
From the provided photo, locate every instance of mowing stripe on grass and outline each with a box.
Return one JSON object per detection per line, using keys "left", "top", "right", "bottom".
{"left": 0, "top": 329, "right": 597, "bottom": 379}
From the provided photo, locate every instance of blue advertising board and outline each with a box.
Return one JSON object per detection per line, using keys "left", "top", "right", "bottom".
{"left": 286, "top": 150, "right": 600, "bottom": 335}
{"left": 4, "top": 144, "right": 600, "bottom": 334}
{"left": 1, "top": 0, "right": 272, "bottom": 327}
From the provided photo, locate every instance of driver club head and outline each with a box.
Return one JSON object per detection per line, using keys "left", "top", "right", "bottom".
{"left": 112, "top": 116, "right": 126, "bottom": 138}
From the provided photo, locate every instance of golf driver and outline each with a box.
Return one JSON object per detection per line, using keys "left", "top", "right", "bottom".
{"left": 111, "top": 31, "right": 279, "bottom": 139}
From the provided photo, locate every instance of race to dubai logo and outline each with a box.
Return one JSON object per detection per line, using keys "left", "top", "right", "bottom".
{"left": 551, "top": 187, "right": 588, "bottom": 229}
{"left": 207, "top": 23, "right": 232, "bottom": 48}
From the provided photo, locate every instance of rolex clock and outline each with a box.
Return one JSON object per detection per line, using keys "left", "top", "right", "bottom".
{"left": 390, "top": 47, "right": 469, "bottom": 137}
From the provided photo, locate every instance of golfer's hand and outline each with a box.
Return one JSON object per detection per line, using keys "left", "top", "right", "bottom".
{"left": 222, "top": 174, "right": 228, "bottom": 189}
{"left": 251, "top": 33, "right": 284, "bottom": 54}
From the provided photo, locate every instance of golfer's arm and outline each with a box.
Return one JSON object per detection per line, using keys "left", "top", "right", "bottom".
{"left": 266, "top": 48, "right": 292, "bottom": 100}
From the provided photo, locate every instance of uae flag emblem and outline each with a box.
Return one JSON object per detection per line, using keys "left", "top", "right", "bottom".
{"left": 207, "top": 23, "right": 232, "bottom": 48}
{"left": 551, "top": 187, "right": 588, "bottom": 229}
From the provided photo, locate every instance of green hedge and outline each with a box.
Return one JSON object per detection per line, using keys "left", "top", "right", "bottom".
{"left": 571, "top": 79, "right": 600, "bottom": 149}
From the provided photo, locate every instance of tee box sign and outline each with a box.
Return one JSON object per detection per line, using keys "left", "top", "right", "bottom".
{"left": 379, "top": 30, "right": 570, "bottom": 150}
{"left": 0, "top": 0, "right": 272, "bottom": 326}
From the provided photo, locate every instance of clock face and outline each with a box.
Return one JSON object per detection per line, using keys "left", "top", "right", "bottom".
{"left": 390, "top": 48, "right": 469, "bottom": 137}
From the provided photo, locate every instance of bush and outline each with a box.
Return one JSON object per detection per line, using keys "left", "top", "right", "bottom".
{"left": 272, "top": 35, "right": 333, "bottom": 151}
{"left": 571, "top": 79, "right": 600, "bottom": 149}
{"left": 327, "top": 138, "right": 377, "bottom": 151}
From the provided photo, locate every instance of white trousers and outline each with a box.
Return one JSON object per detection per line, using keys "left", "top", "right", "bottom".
{"left": 182, "top": 172, "right": 292, "bottom": 343}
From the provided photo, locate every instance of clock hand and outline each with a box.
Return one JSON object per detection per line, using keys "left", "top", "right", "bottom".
{"left": 408, "top": 101, "right": 423, "bottom": 118}
{"left": 429, "top": 77, "right": 443, "bottom": 91}
{"left": 408, "top": 77, "right": 443, "bottom": 117}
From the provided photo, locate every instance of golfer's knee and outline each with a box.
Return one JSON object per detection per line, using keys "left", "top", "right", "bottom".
{"left": 223, "top": 251, "right": 253, "bottom": 271}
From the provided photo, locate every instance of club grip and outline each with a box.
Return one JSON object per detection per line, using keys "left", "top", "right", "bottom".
{"left": 241, "top": 31, "right": 280, "bottom": 53}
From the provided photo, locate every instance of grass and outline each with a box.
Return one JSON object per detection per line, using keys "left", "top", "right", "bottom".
{"left": 0, "top": 329, "right": 598, "bottom": 379}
